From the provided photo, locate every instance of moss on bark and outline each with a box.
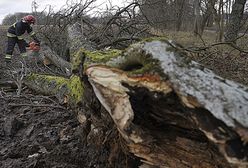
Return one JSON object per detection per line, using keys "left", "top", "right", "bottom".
{"left": 25, "top": 74, "right": 84, "bottom": 105}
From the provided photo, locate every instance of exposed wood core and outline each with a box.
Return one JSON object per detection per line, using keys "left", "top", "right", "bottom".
{"left": 86, "top": 65, "right": 248, "bottom": 167}
{"left": 126, "top": 84, "right": 246, "bottom": 167}
{"left": 85, "top": 39, "right": 248, "bottom": 166}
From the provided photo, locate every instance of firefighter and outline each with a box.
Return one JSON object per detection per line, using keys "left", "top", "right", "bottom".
{"left": 5, "top": 15, "right": 40, "bottom": 63}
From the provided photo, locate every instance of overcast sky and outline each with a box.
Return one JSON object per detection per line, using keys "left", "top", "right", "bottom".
{"left": 0, "top": 0, "right": 127, "bottom": 24}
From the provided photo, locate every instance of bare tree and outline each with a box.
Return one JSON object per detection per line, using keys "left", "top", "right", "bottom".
{"left": 194, "top": 0, "right": 202, "bottom": 36}
{"left": 139, "top": 0, "right": 194, "bottom": 31}
{"left": 214, "top": 0, "right": 225, "bottom": 41}
{"left": 200, "top": 0, "right": 217, "bottom": 33}
{"left": 225, "top": 0, "right": 247, "bottom": 43}
{"left": 32, "top": 0, "right": 39, "bottom": 24}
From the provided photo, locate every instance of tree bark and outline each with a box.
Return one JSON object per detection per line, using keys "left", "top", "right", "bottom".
{"left": 200, "top": 0, "right": 216, "bottom": 34}
{"left": 225, "top": 0, "right": 247, "bottom": 43}
{"left": 175, "top": 0, "right": 186, "bottom": 31}
{"left": 194, "top": 0, "right": 203, "bottom": 36}
{"left": 24, "top": 74, "right": 84, "bottom": 106}
{"left": 85, "top": 39, "right": 248, "bottom": 167}
{"left": 25, "top": 38, "right": 248, "bottom": 167}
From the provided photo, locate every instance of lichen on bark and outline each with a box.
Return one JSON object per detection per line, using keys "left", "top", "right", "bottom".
{"left": 25, "top": 74, "right": 84, "bottom": 105}
{"left": 71, "top": 47, "right": 122, "bottom": 72}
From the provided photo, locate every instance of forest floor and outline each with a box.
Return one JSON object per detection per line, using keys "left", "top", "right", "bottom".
{"left": 0, "top": 28, "right": 131, "bottom": 168}
{"left": 0, "top": 26, "right": 248, "bottom": 168}
{"left": 0, "top": 61, "right": 126, "bottom": 168}
{"left": 0, "top": 92, "right": 88, "bottom": 168}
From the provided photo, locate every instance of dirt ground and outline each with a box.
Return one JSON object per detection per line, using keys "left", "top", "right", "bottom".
{"left": 0, "top": 27, "right": 139, "bottom": 168}
{"left": 0, "top": 93, "right": 86, "bottom": 168}
{"left": 0, "top": 78, "right": 139, "bottom": 168}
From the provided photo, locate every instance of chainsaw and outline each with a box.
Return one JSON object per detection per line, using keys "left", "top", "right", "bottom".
{"left": 27, "top": 41, "right": 40, "bottom": 52}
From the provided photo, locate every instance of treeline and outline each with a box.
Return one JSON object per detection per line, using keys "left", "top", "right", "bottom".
{"left": 1, "top": 0, "right": 247, "bottom": 51}
{"left": 1, "top": 12, "right": 51, "bottom": 25}
{"left": 139, "top": 0, "right": 248, "bottom": 42}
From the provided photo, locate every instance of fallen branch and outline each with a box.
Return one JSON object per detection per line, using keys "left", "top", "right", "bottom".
{"left": 8, "top": 103, "right": 66, "bottom": 110}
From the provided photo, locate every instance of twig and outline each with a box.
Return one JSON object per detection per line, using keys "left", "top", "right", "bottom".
{"left": 8, "top": 103, "right": 66, "bottom": 110}
{"left": 198, "top": 51, "right": 219, "bottom": 62}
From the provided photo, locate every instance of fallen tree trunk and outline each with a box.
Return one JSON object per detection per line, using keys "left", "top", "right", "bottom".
{"left": 24, "top": 74, "right": 83, "bottom": 106}
{"left": 26, "top": 43, "right": 72, "bottom": 75}
{"left": 86, "top": 40, "right": 248, "bottom": 167}
{"left": 25, "top": 39, "right": 248, "bottom": 167}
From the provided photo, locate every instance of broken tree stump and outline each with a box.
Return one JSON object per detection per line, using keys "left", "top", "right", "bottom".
{"left": 25, "top": 38, "right": 248, "bottom": 167}
{"left": 86, "top": 39, "right": 248, "bottom": 167}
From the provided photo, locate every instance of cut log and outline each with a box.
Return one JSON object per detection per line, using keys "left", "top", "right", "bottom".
{"left": 26, "top": 23, "right": 97, "bottom": 77}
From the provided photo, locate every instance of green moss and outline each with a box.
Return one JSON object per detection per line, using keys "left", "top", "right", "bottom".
{"left": 71, "top": 48, "right": 86, "bottom": 72}
{"left": 107, "top": 46, "right": 164, "bottom": 77}
{"left": 68, "top": 75, "right": 84, "bottom": 104}
{"left": 125, "top": 52, "right": 164, "bottom": 76}
{"left": 83, "top": 49, "right": 122, "bottom": 68}
{"left": 27, "top": 74, "right": 84, "bottom": 105}
{"left": 71, "top": 48, "right": 122, "bottom": 71}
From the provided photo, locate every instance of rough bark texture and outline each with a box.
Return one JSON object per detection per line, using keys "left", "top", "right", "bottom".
{"left": 24, "top": 74, "right": 84, "bottom": 106}
{"left": 25, "top": 37, "right": 248, "bottom": 167}
{"left": 67, "top": 22, "right": 96, "bottom": 54}
{"left": 86, "top": 39, "right": 248, "bottom": 167}
{"left": 40, "top": 44, "right": 72, "bottom": 75}
{"left": 225, "top": 0, "right": 247, "bottom": 42}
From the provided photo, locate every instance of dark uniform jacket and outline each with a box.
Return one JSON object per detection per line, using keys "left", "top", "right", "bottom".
{"left": 5, "top": 20, "right": 39, "bottom": 56}
{"left": 7, "top": 20, "right": 36, "bottom": 41}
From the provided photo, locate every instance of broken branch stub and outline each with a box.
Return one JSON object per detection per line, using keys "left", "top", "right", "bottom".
{"left": 86, "top": 39, "right": 248, "bottom": 167}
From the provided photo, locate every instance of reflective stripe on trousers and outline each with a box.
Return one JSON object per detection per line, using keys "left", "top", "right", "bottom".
{"left": 17, "top": 35, "right": 24, "bottom": 40}
{"left": 5, "top": 54, "right": 12, "bottom": 59}
{"left": 20, "top": 53, "right": 27, "bottom": 57}
{"left": 6, "top": 37, "right": 27, "bottom": 55}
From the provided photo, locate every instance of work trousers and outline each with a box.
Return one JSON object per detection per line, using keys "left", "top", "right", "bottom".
{"left": 6, "top": 37, "right": 27, "bottom": 55}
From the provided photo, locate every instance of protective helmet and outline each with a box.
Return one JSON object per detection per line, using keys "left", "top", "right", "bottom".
{"left": 23, "top": 15, "right": 36, "bottom": 24}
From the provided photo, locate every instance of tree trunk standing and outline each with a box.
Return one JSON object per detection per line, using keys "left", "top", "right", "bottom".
{"left": 216, "top": 0, "right": 225, "bottom": 41}
{"left": 193, "top": 0, "right": 203, "bottom": 36}
{"left": 175, "top": 0, "right": 186, "bottom": 31}
{"left": 225, "top": 0, "right": 247, "bottom": 43}
{"left": 200, "top": 0, "right": 216, "bottom": 33}
{"left": 225, "top": 0, "right": 231, "bottom": 25}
